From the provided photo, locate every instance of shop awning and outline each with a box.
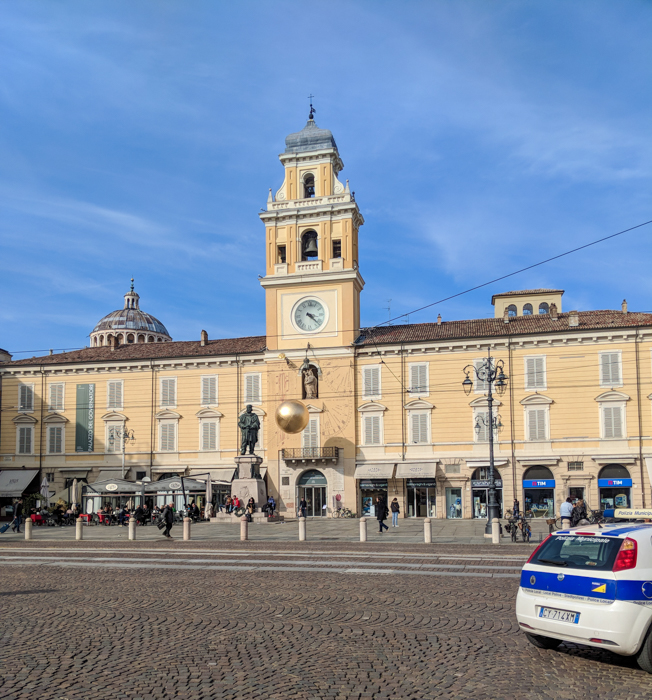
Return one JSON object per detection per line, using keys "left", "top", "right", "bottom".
{"left": 0, "top": 469, "right": 39, "bottom": 497}
{"left": 354, "top": 463, "right": 395, "bottom": 479}
{"left": 395, "top": 462, "right": 437, "bottom": 479}
{"left": 84, "top": 478, "right": 142, "bottom": 495}
{"left": 149, "top": 476, "right": 207, "bottom": 493}
{"left": 96, "top": 470, "right": 125, "bottom": 481}
{"left": 188, "top": 468, "right": 236, "bottom": 484}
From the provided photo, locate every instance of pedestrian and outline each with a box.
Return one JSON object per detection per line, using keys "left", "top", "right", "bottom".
{"left": 299, "top": 497, "right": 307, "bottom": 518}
{"left": 390, "top": 497, "right": 400, "bottom": 527}
{"left": 571, "top": 498, "right": 588, "bottom": 527}
{"left": 560, "top": 497, "right": 573, "bottom": 529}
{"left": 512, "top": 498, "right": 520, "bottom": 518}
{"left": 246, "top": 497, "right": 255, "bottom": 522}
{"left": 376, "top": 497, "right": 389, "bottom": 533}
{"left": 161, "top": 501, "right": 174, "bottom": 538}
{"left": 267, "top": 495, "right": 276, "bottom": 518}
{"left": 12, "top": 498, "right": 23, "bottom": 533}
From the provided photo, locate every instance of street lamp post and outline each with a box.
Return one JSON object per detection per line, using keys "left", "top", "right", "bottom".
{"left": 462, "top": 347, "right": 508, "bottom": 535}
{"left": 109, "top": 426, "right": 135, "bottom": 479}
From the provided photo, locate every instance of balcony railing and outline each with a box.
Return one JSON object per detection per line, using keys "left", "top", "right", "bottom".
{"left": 281, "top": 447, "right": 339, "bottom": 463}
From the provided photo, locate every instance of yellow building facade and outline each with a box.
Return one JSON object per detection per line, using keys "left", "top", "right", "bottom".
{"left": 2, "top": 116, "right": 652, "bottom": 520}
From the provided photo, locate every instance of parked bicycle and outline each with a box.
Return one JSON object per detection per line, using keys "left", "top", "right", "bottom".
{"left": 332, "top": 507, "right": 354, "bottom": 518}
{"left": 506, "top": 514, "right": 531, "bottom": 542}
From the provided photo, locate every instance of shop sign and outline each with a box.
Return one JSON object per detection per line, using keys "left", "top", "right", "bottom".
{"left": 359, "top": 479, "right": 388, "bottom": 489}
{"left": 523, "top": 479, "right": 555, "bottom": 488}
{"left": 598, "top": 478, "right": 632, "bottom": 488}
{"left": 105, "top": 483, "right": 118, "bottom": 492}
{"left": 168, "top": 481, "right": 183, "bottom": 490}
{"left": 75, "top": 383, "right": 95, "bottom": 452}
{"left": 472, "top": 480, "right": 502, "bottom": 488}
{"left": 406, "top": 479, "right": 437, "bottom": 488}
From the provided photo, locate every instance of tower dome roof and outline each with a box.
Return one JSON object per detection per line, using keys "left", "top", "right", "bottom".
{"left": 284, "top": 118, "right": 337, "bottom": 154}
{"left": 90, "top": 280, "right": 171, "bottom": 345}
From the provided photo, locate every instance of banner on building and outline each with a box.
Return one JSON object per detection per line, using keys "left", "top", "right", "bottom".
{"left": 75, "top": 383, "right": 95, "bottom": 452}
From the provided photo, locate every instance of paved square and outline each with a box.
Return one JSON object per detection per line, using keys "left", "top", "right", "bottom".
{"left": 0, "top": 541, "right": 650, "bottom": 699}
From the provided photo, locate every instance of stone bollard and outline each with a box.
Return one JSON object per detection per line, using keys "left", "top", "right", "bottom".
{"left": 424, "top": 518, "right": 432, "bottom": 544}
{"left": 128, "top": 518, "right": 136, "bottom": 541}
{"left": 240, "top": 516, "right": 248, "bottom": 541}
{"left": 359, "top": 516, "right": 367, "bottom": 542}
{"left": 24, "top": 517, "right": 32, "bottom": 541}
{"left": 299, "top": 516, "right": 306, "bottom": 541}
{"left": 183, "top": 517, "right": 191, "bottom": 541}
{"left": 76, "top": 517, "right": 84, "bottom": 541}
{"left": 492, "top": 517, "right": 500, "bottom": 545}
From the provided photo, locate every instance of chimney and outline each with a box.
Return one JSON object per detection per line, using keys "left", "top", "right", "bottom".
{"left": 201, "top": 330, "right": 208, "bottom": 347}
{"left": 550, "top": 303, "right": 558, "bottom": 321}
{"left": 49, "top": 349, "right": 53, "bottom": 356}
{"left": 109, "top": 335, "right": 117, "bottom": 351}
{"left": 437, "top": 314, "right": 442, "bottom": 325}
{"left": 503, "top": 307, "right": 510, "bottom": 324}
{"left": 622, "top": 299, "right": 628, "bottom": 314}
{"left": 569, "top": 310, "right": 579, "bottom": 327}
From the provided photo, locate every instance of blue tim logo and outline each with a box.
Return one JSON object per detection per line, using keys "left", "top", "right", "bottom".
{"left": 642, "top": 582, "right": 652, "bottom": 600}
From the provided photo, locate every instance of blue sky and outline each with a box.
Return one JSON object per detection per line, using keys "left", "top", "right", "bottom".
{"left": 1, "top": 0, "right": 651, "bottom": 356}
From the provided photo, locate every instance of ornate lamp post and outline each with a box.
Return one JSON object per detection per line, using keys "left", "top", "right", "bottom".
{"left": 109, "top": 426, "right": 135, "bottom": 479}
{"left": 462, "top": 348, "right": 508, "bottom": 535}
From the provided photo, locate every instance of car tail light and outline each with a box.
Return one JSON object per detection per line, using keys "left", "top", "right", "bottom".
{"left": 613, "top": 537, "right": 637, "bottom": 572}
{"left": 527, "top": 534, "right": 552, "bottom": 563}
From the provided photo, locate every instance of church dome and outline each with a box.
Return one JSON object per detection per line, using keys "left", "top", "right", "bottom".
{"left": 284, "top": 117, "right": 338, "bottom": 154}
{"left": 90, "top": 280, "right": 172, "bottom": 347}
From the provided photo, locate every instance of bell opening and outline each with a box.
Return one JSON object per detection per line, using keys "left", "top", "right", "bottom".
{"left": 301, "top": 231, "right": 319, "bottom": 260}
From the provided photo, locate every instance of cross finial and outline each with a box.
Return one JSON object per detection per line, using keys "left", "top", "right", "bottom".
{"left": 308, "top": 94, "right": 316, "bottom": 120}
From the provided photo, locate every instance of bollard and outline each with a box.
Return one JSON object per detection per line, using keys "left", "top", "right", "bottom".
{"left": 492, "top": 517, "right": 500, "bottom": 545}
{"left": 240, "top": 516, "right": 248, "bottom": 541}
{"left": 183, "top": 517, "right": 191, "bottom": 541}
{"left": 299, "top": 516, "right": 306, "bottom": 541}
{"left": 424, "top": 517, "right": 432, "bottom": 544}
{"left": 76, "top": 517, "right": 84, "bottom": 541}
{"left": 128, "top": 518, "right": 136, "bottom": 541}
{"left": 24, "top": 517, "right": 32, "bottom": 541}
{"left": 359, "top": 516, "right": 367, "bottom": 542}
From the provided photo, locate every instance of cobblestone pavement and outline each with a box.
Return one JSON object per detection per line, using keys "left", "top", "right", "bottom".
{"left": 1, "top": 542, "right": 650, "bottom": 700}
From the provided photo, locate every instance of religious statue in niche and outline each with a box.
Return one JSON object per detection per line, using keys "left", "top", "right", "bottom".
{"left": 302, "top": 364, "right": 318, "bottom": 400}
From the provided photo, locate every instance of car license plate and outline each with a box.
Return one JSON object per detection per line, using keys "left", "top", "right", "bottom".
{"left": 539, "top": 607, "right": 579, "bottom": 624}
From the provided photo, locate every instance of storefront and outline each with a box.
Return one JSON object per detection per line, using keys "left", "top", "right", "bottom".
{"left": 598, "top": 465, "right": 632, "bottom": 510}
{"left": 471, "top": 468, "right": 503, "bottom": 519}
{"left": 405, "top": 479, "right": 436, "bottom": 518}
{"left": 522, "top": 466, "right": 555, "bottom": 518}
{"left": 0, "top": 469, "right": 39, "bottom": 520}
{"left": 355, "top": 463, "right": 394, "bottom": 517}
{"left": 446, "top": 487, "right": 463, "bottom": 519}
{"left": 297, "top": 469, "right": 327, "bottom": 517}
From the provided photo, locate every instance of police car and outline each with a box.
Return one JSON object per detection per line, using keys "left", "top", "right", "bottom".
{"left": 516, "top": 508, "right": 652, "bottom": 672}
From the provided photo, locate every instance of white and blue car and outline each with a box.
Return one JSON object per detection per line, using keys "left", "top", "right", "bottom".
{"left": 516, "top": 508, "right": 652, "bottom": 672}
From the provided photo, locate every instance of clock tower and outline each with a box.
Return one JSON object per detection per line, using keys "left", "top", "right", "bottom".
{"left": 259, "top": 111, "right": 365, "bottom": 351}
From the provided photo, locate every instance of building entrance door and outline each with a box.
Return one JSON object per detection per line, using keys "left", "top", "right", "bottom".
{"left": 297, "top": 469, "right": 327, "bottom": 517}
{"left": 406, "top": 479, "right": 437, "bottom": 517}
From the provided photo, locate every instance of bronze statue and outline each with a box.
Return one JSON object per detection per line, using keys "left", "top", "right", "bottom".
{"left": 238, "top": 405, "right": 260, "bottom": 455}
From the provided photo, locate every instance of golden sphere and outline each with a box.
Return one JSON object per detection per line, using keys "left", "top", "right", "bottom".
{"left": 275, "top": 399, "right": 309, "bottom": 434}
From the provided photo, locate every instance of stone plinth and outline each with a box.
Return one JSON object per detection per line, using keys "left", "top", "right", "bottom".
{"left": 235, "top": 454, "right": 263, "bottom": 480}
{"left": 230, "top": 477, "right": 267, "bottom": 511}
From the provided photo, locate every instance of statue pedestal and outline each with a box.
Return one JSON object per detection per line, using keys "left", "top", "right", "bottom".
{"left": 235, "top": 454, "right": 263, "bottom": 480}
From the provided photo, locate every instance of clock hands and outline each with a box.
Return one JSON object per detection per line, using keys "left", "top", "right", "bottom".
{"left": 306, "top": 312, "right": 318, "bottom": 321}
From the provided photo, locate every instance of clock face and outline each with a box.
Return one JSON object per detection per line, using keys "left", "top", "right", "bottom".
{"left": 293, "top": 297, "right": 327, "bottom": 333}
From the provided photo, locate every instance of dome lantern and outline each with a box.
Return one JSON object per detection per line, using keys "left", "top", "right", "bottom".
{"left": 90, "top": 280, "right": 172, "bottom": 347}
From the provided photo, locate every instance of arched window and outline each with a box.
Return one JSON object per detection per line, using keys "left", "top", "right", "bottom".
{"left": 471, "top": 467, "right": 502, "bottom": 482}
{"left": 148, "top": 335, "right": 154, "bottom": 343}
{"left": 127, "top": 334, "right": 135, "bottom": 343}
{"left": 301, "top": 230, "right": 318, "bottom": 260}
{"left": 297, "top": 469, "right": 327, "bottom": 486}
{"left": 598, "top": 464, "right": 630, "bottom": 480}
{"left": 523, "top": 303, "right": 533, "bottom": 315}
{"left": 507, "top": 304, "right": 517, "bottom": 317}
{"left": 117, "top": 334, "right": 124, "bottom": 343}
{"left": 303, "top": 173, "right": 315, "bottom": 199}
{"left": 100, "top": 335, "right": 105, "bottom": 346}
{"left": 539, "top": 302, "right": 549, "bottom": 314}
{"left": 137, "top": 334, "right": 145, "bottom": 343}
{"left": 523, "top": 465, "right": 554, "bottom": 481}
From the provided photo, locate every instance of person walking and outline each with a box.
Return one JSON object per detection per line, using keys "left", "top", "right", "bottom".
{"left": 390, "top": 498, "right": 400, "bottom": 527}
{"left": 12, "top": 498, "right": 23, "bottom": 533}
{"left": 560, "top": 497, "right": 573, "bottom": 529}
{"left": 376, "top": 497, "right": 389, "bottom": 533}
{"left": 267, "top": 495, "right": 275, "bottom": 518}
{"left": 246, "top": 497, "right": 255, "bottom": 522}
{"left": 299, "top": 497, "right": 307, "bottom": 518}
{"left": 161, "top": 501, "right": 174, "bottom": 538}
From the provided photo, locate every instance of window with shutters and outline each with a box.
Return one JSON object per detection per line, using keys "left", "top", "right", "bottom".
{"left": 160, "top": 377, "right": 177, "bottom": 408}
{"left": 107, "top": 380, "right": 123, "bottom": 410}
{"left": 48, "top": 383, "right": 64, "bottom": 412}
{"left": 524, "top": 356, "right": 546, "bottom": 390}
{"left": 200, "top": 421, "right": 218, "bottom": 451}
{"left": 409, "top": 411, "right": 430, "bottom": 444}
{"left": 526, "top": 408, "right": 548, "bottom": 441}
{"left": 106, "top": 424, "right": 123, "bottom": 453}
{"left": 244, "top": 373, "right": 262, "bottom": 404}
{"left": 600, "top": 352, "right": 622, "bottom": 387}
{"left": 201, "top": 376, "right": 218, "bottom": 406}
{"left": 17, "top": 426, "right": 33, "bottom": 454}
{"left": 47, "top": 426, "right": 64, "bottom": 454}
{"left": 363, "top": 414, "right": 382, "bottom": 445}
{"left": 474, "top": 410, "right": 490, "bottom": 442}
{"left": 362, "top": 365, "right": 381, "bottom": 399}
{"left": 408, "top": 363, "right": 429, "bottom": 396}
{"left": 302, "top": 417, "right": 320, "bottom": 448}
{"left": 159, "top": 422, "right": 177, "bottom": 451}
{"left": 18, "top": 384, "right": 34, "bottom": 412}
{"left": 602, "top": 405, "right": 625, "bottom": 439}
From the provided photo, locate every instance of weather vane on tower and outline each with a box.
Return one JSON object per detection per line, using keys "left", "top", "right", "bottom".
{"left": 308, "top": 94, "right": 316, "bottom": 120}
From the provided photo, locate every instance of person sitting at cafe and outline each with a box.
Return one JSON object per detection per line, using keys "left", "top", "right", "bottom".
{"left": 134, "top": 505, "right": 145, "bottom": 526}
{"left": 117, "top": 506, "right": 129, "bottom": 527}
{"left": 53, "top": 505, "right": 64, "bottom": 526}
{"left": 142, "top": 504, "right": 150, "bottom": 523}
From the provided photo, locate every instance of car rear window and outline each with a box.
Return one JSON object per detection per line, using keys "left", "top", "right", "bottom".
{"left": 532, "top": 534, "right": 622, "bottom": 571}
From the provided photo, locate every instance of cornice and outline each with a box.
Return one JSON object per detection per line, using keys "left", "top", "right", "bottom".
{"left": 260, "top": 268, "right": 365, "bottom": 290}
